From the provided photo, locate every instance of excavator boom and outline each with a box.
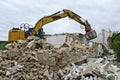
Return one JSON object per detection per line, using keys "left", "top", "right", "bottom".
{"left": 32, "top": 9, "right": 97, "bottom": 40}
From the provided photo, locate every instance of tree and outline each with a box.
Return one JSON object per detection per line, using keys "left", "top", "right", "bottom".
{"left": 111, "top": 32, "right": 120, "bottom": 61}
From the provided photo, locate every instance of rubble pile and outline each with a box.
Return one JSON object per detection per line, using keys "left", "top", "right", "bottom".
{"left": 0, "top": 34, "right": 120, "bottom": 80}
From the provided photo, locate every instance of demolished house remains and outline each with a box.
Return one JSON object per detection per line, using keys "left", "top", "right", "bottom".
{"left": 0, "top": 33, "right": 120, "bottom": 80}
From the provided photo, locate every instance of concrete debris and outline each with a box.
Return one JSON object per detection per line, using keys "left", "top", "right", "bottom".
{"left": 0, "top": 33, "right": 119, "bottom": 80}
{"left": 6, "top": 63, "right": 24, "bottom": 76}
{"left": 26, "top": 40, "right": 35, "bottom": 48}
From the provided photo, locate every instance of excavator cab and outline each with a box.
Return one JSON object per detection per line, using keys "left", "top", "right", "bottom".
{"left": 29, "top": 28, "right": 45, "bottom": 39}
{"left": 8, "top": 24, "right": 45, "bottom": 42}
{"left": 19, "top": 23, "right": 44, "bottom": 39}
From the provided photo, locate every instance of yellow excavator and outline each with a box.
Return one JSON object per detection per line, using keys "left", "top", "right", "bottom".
{"left": 8, "top": 9, "right": 97, "bottom": 42}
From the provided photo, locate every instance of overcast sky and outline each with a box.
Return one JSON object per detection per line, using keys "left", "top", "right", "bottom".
{"left": 0, "top": 0, "right": 120, "bottom": 40}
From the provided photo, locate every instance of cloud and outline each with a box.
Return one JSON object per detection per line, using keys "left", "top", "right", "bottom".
{"left": 0, "top": 0, "right": 120, "bottom": 40}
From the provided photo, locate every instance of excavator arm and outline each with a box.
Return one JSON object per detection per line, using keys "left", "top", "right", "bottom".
{"left": 32, "top": 9, "right": 97, "bottom": 40}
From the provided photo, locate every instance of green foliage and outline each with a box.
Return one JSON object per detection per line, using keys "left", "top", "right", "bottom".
{"left": 111, "top": 32, "right": 120, "bottom": 61}
{"left": 0, "top": 41, "right": 8, "bottom": 50}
